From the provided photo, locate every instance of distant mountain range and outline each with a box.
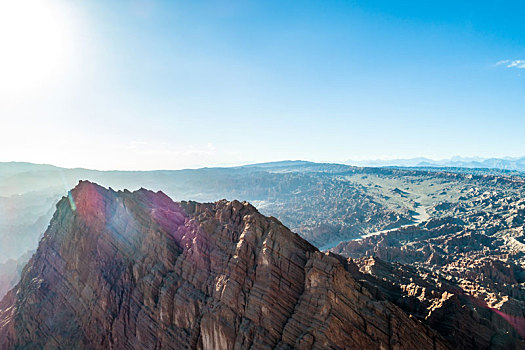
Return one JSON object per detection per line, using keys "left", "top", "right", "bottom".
{"left": 346, "top": 156, "right": 525, "bottom": 172}
{"left": 0, "top": 159, "right": 523, "bottom": 266}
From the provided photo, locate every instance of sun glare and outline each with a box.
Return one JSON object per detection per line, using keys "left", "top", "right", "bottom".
{"left": 0, "top": 0, "right": 71, "bottom": 96}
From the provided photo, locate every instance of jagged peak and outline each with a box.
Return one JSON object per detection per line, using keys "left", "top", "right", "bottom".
{"left": 72, "top": 179, "right": 104, "bottom": 192}
{"left": 0, "top": 182, "right": 452, "bottom": 350}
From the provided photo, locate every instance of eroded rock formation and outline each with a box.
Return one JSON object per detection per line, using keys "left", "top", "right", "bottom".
{"left": 333, "top": 185, "right": 525, "bottom": 349}
{"left": 0, "top": 181, "right": 448, "bottom": 349}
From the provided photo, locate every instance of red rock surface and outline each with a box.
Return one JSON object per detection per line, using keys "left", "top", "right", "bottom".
{"left": 0, "top": 181, "right": 448, "bottom": 349}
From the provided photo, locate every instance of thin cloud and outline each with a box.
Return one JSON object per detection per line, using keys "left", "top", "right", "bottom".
{"left": 496, "top": 59, "right": 525, "bottom": 68}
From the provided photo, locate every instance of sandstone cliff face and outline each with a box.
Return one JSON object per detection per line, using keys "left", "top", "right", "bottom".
{"left": 0, "top": 181, "right": 448, "bottom": 349}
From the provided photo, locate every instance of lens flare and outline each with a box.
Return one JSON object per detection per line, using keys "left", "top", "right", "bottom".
{"left": 67, "top": 191, "right": 77, "bottom": 212}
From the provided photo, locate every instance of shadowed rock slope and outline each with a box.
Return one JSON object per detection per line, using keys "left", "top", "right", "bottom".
{"left": 0, "top": 181, "right": 448, "bottom": 349}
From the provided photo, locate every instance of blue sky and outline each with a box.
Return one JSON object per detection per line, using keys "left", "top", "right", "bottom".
{"left": 1, "top": 0, "right": 524, "bottom": 170}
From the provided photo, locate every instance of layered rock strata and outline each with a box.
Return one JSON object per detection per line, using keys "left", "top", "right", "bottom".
{"left": 0, "top": 181, "right": 448, "bottom": 349}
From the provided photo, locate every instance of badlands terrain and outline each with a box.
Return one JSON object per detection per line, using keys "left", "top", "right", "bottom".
{"left": 0, "top": 161, "right": 524, "bottom": 348}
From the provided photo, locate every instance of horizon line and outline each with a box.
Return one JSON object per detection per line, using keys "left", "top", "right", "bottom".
{"left": 1, "top": 155, "right": 524, "bottom": 173}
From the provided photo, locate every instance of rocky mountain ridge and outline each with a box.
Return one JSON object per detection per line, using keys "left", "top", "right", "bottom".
{"left": 0, "top": 181, "right": 449, "bottom": 349}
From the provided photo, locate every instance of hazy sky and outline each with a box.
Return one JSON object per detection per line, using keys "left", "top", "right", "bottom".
{"left": 1, "top": 0, "right": 524, "bottom": 170}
